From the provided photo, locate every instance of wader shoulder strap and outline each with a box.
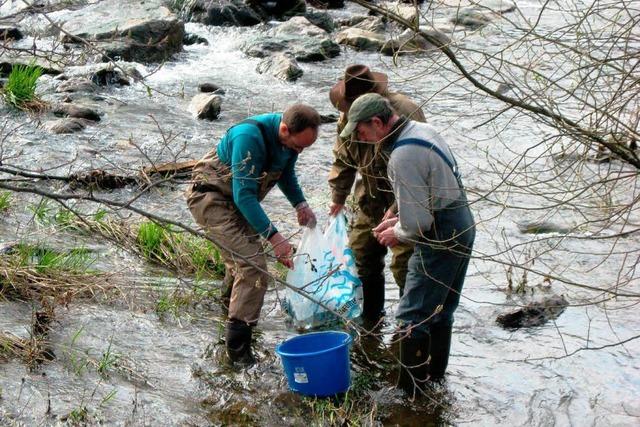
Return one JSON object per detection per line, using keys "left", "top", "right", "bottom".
{"left": 392, "top": 138, "right": 460, "bottom": 180}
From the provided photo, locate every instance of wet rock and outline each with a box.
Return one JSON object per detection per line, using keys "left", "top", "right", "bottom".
{"left": 199, "top": 83, "right": 225, "bottom": 94}
{"left": 57, "top": 63, "right": 141, "bottom": 88}
{"left": 0, "top": 59, "right": 62, "bottom": 77}
{"left": 243, "top": 18, "right": 340, "bottom": 62}
{"left": 60, "top": 0, "right": 184, "bottom": 64}
{"left": 307, "top": 0, "right": 344, "bottom": 9}
{"left": 304, "top": 10, "right": 336, "bottom": 33}
{"left": 249, "top": 0, "right": 307, "bottom": 21}
{"left": 274, "top": 16, "right": 326, "bottom": 37}
{"left": 496, "top": 294, "right": 569, "bottom": 329}
{"left": 320, "top": 113, "right": 339, "bottom": 123}
{"left": 52, "top": 104, "right": 101, "bottom": 122}
{"left": 189, "top": 94, "right": 223, "bottom": 121}
{"left": 55, "top": 77, "right": 98, "bottom": 93}
{"left": 335, "top": 27, "right": 386, "bottom": 51}
{"left": 182, "top": 0, "right": 262, "bottom": 26}
{"left": 90, "top": 68, "right": 130, "bottom": 86}
{"left": 184, "top": 33, "right": 209, "bottom": 46}
{"left": 0, "top": 26, "right": 23, "bottom": 41}
{"left": 378, "top": 2, "right": 419, "bottom": 26}
{"left": 451, "top": 1, "right": 516, "bottom": 29}
{"left": 256, "top": 53, "right": 303, "bottom": 81}
{"left": 182, "top": 0, "right": 306, "bottom": 26}
{"left": 352, "top": 16, "right": 386, "bottom": 33}
{"left": 517, "top": 220, "right": 573, "bottom": 235}
{"left": 243, "top": 40, "right": 288, "bottom": 58}
{"left": 45, "top": 117, "right": 92, "bottom": 134}
{"left": 382, "top": 27, "right": 449, "bottom": 56}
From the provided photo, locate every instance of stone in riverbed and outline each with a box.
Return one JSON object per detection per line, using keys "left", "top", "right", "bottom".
{"left": 450, "top": 0, "right": 517, "bottom": 29}
{"left": 60, "top": 0, "right": 184, "bottom": 64}
{"left": 199, "top": 83, "right": 225, "bottom": 94}
{"left": 496, "top": 294, "right": 568, "bottom": 329}
{"left": 189, "top": 94, "right": 223, "bottom": 121}
{"left": 256, "top": 53, "right": 303, "bottom": 82}
{"left": 242, "top": 17, "right": 340, "bottom": 62}
{"left": 0, "top": 26, "right": 23, "bottom": 41}
{"left": 52, "top": 104, "right": 101, "bottom": 122}
{"left": 45, "top": 118, "right": 93, "bottom": 134}
{"left": 335, "top": 28, "right": 386, "bottom": 51}
{"left": 381, "top": 27, "right": 451, "bottom": 56}
{"left": 55, "top": 78, "right": 98, "bottom": 93}
{"left": 184, "top": 33, "right": 209, "bottom": 46}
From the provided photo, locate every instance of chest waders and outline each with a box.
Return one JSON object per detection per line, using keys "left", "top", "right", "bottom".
{"left": 389, "top": 138, "right": 475, "bottom": 396}
{"left": 186, "top": 119, "right": 283, "bottom": 365}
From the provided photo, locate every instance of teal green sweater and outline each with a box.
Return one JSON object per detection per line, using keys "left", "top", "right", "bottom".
{"left": 216, "top": 113, "right": 306, "bottom": 238}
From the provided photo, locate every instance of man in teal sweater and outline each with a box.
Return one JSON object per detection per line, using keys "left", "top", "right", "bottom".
{"left": 187, "top": 104, "right": 320, "bottom": 364}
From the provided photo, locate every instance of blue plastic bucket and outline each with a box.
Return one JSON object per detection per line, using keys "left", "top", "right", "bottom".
{"left": 276, "top": 331, "right": 353, "bottom": 397}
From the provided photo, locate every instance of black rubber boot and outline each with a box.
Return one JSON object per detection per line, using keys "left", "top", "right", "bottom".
{"left": 397, "top": 335, "right": 430, "bottom": 398}
{"left": 361, "top": 276, "right": 386, "bottom": 321}
{"left": 428, "top": 323, "right": 453, "bottom": 381}
{"left": 225, "top": 320, "right": 256, "bottom": 366}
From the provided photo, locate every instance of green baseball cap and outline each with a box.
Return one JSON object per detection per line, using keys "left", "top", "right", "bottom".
{"left": 339, "top": 93, "right": 389, "bottom": 139}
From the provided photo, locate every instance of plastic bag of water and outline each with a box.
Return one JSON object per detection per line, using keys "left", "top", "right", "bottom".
{"left": 282, "top": 214, "right": 363, "bottom": 329}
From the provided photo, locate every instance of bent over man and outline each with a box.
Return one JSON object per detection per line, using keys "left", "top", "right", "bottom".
{"left": 340, "top": 93, "right": 475, "bottom": 396}
{"left": 328, "top": 64, "right": 426, "bottom": 321}
{"left": 187, "top": 104, "right": 320, "bottom": 364}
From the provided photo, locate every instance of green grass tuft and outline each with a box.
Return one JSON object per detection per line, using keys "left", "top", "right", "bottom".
{"left": 0, "top": 192, "right": 11, "bottom": 212}
{"left": 1, "top": 63, "right": 43, "bottom": 109}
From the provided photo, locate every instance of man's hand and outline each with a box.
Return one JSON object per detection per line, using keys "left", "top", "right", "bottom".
{"left": 329, "top": 203, "right": 344, "bottom": 217}
{"left": 268, "top": 232, "right": 294, "bottom": 269}
{"left": 372, "top": 216, "right": 398, "bottom": 237}
{"left": 376, "top": 226, "right": 399, "bottom": 247}
{"left": 296, "top": 202, "right": 317, "bottom": 228}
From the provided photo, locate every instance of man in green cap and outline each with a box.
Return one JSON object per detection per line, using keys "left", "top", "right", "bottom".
{"left": 328, "top": 64, "right": 426, "bottom": 322}
{"left": 341, "top": 93, "right": 475, "bottom": 396}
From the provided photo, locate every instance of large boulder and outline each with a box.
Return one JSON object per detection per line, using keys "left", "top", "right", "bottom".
{"left": 243, "top": 17, "right": 340, "bottom": 62}
{"left": 180, "top": 0, "right": 261, "bottom": 26}
{"left": 450, "top": 0, "right": 516, "bottom": 29}
{"left": 60, "top": 0, "right": 184, "bottom": 63}
{"left": 378, "top": 2, "right": 419, "bottom": 26}
{"left": 381, "top": 27, "right": 450, "bottom": 56}
{"left": 256, "top": 53, "right": 303, "bottom": 81}
{"left": 179, "top": 0, "right": 306, "bottom": 26}
{"left": 335, "top": 28, "right": 386, "bottom": 51}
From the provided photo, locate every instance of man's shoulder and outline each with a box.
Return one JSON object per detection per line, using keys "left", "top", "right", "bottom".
{"left": 386, "top": 92, "right": 425, "bottom": 121}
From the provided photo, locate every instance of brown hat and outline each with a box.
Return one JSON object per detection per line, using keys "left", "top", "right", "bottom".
{"left": 329, "top": 64, "right": 389, "bottom": 113}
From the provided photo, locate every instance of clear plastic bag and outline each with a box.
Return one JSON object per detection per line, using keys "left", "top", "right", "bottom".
{"left": 282, "top": 214, "right": 363, "bottom": 329}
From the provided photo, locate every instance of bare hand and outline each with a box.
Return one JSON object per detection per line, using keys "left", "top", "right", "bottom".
{"left": 328, "top": 203, "right": 344, "bottom": 217}
{"left": 372, "top": 217, "right": 399, "bottom": 236}
{"left": 382, "top": 208, "right": 396, "bottom": 222}
{"left": 376, "top": 227, "right": 399, "bottom": 247}
{"left": 296, "top": 203, "right": 317, "bottom": 228}
{"left": 268, "top": 232, "right": 294, "bottom": 269}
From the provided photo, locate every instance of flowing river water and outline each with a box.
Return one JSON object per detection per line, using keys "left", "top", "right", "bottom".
{"left": 0, "top": 1, "right": 639, "bottom": 425}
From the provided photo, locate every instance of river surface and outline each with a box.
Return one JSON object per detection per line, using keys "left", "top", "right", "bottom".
{"left": 1, "top": 1, "right": 639, "bottom": 426}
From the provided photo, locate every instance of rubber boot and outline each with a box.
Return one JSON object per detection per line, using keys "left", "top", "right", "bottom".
{"left": 225, "top": 320, "right": 256, "bottom": 365}
{"left": 397, "top": 335, "right": 430, "bottom": 398}
{"left": 361, "top": 275, "right": 386, "bottom": 321}
{"left": 428, "top": 323, "right": 453, "bottom": 381}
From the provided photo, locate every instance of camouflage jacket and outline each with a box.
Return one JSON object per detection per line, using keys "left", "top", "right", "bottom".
{"left": 328, "top": 91, "right": 426, "bottom": 218}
